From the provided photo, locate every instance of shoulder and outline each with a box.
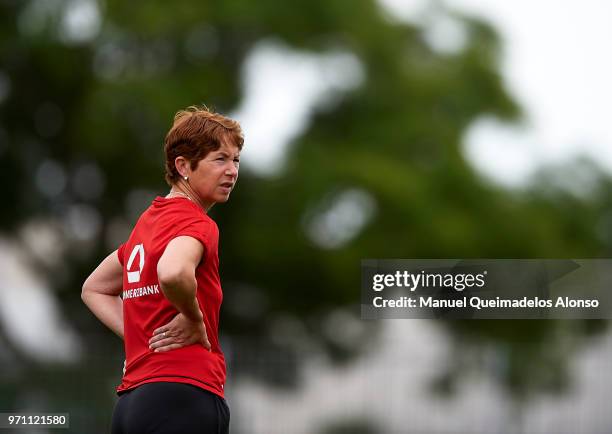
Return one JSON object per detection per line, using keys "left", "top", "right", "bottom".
{"left": 164, "top": 199, "right": 218, "bottom": 236}
{"left": 184, "top": 201, "right": 218, "bottom": 231}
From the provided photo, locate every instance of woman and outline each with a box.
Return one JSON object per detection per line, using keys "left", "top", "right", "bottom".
{"left": 82, "top": 105, "right": 243, "bottom": 434}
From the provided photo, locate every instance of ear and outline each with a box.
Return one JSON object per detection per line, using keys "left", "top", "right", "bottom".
{"left": 174, "top": 156, "right": 190, "bottom": 178}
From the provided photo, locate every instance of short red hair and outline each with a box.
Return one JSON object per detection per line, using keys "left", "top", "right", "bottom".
{"left": 163, "top": 105, "right": 244, "bottom": 186}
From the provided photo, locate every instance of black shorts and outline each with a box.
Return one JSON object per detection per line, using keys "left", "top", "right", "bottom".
{"left": 111, "top": 382, "right": 229, "bottom": 434}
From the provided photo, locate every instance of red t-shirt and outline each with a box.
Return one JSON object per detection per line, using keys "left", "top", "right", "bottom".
{"left": 116, "top": 196, "right": 226, "bottom": 398}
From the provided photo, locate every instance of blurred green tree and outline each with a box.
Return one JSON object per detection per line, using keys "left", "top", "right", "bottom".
{"left": 0, "top": 0, "right": 609, "bottom": 432}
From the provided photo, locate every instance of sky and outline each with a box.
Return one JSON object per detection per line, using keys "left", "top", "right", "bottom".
{"left": 379, "top": 0, "right": 612, "bottom": 187}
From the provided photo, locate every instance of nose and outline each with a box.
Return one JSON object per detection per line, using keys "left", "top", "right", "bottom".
{"left": 225, "top": 163, "right": 238, "bottom": 179}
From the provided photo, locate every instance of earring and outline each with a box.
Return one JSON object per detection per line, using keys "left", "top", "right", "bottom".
{"left": 184, "top": 176, "right": 188, "bottom": 181}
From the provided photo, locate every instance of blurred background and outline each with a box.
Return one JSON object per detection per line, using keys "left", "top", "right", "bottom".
{"left": 1, "top": 0, "right": 612, "bottom": 433}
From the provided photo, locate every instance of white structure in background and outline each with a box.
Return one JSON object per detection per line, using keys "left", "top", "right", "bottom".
{"left": 232, "top": 320, "right": 612, "bottom": 433}
{"left": 380, "top": 0, "right": 612, "bottom": 188}
{"left": 0, "top": 236, "right": 82, "bottom": 363}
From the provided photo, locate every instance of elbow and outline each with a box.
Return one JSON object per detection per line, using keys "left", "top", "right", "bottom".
{"left": 157, "top": 263, "right": 193, "bottom": 292}
{"left": 157, "top": 267, "right": 183, "bottom": 287}
{"left": 81, "top": 279, "right": 91, "bottom": 304}
{"left": 81, "top": 275, "right": 98, "bottom": 304}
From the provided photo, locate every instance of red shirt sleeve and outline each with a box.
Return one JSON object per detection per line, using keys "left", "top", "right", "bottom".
{"left": 173, "top": 214, "right": 212, "bottom": 262}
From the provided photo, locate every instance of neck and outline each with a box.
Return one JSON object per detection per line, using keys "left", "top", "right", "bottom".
{"left": 166, "top": 180, "right": 213, "bottom": 212}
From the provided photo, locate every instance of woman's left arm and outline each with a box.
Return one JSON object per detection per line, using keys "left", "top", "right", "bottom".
{"left": 82, "top": 250, "right": 124, "bottom": 339}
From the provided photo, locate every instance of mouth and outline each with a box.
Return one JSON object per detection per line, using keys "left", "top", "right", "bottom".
{"left": 219, "top": 182, "right": 234, "bottom": 192}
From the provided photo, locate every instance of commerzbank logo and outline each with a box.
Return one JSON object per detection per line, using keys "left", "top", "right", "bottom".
{"left": 126, "top": 244, "right": 145, "bottom": 283}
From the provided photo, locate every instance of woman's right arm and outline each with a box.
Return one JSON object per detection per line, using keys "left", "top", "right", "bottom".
{"left": 82, "top": 250, "right": 124, "bottom": 339}
{"left": 156, "top": 236, "right": 205, "bottom": 322}
{"left": 151, "top": 236, "right": 211, "bottom": 352}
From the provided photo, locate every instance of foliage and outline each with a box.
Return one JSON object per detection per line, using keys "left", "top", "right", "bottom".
{"left": 0, "top": 0, "right": 610, "bottom": 432}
